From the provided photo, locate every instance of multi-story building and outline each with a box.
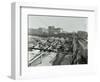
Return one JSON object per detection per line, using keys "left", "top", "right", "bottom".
{"left": 48, "top": 26, "right": 62, "bottom": 35}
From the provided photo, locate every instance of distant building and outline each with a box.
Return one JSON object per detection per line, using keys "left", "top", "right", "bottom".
{"left": 38, "top": 28, "right": 43, "bottom": 34}
{"left": 28, "top": 28, "right": 38, "bottom": 35}
{"left": 48, "top": 26, "right": 55, "bottom": 34}
{"left": 28, "top": 26, "right": 63, "bottom": 36}
{"left": 48, "top": 26, "right": 62, "bottom": 35}
{"left": 38, "top": 27, "right": 48, "bottom": 34}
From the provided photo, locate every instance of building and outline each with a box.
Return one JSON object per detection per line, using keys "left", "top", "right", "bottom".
{"left": 48, "top": 26, "right": 62, "bottom": 35}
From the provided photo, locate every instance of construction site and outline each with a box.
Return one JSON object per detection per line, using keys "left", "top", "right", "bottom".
{"left": 28, "top": 28, "right": 88, "bottom": 66}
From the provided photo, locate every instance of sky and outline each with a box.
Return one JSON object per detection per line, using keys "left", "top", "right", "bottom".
{"left": 28, "top": 15, "right": 88, "bottom": 32}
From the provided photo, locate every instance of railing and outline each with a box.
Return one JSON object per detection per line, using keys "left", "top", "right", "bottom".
{"left": 29, "top": 52, "right": 45, "bottom": 66}
{"left": 28, "top": 48, "right": 57, "bottom": 66}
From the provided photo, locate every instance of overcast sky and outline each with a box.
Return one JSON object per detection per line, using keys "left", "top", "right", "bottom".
{"left": 28, "top": 15, "right": 87, "bottom": 32}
